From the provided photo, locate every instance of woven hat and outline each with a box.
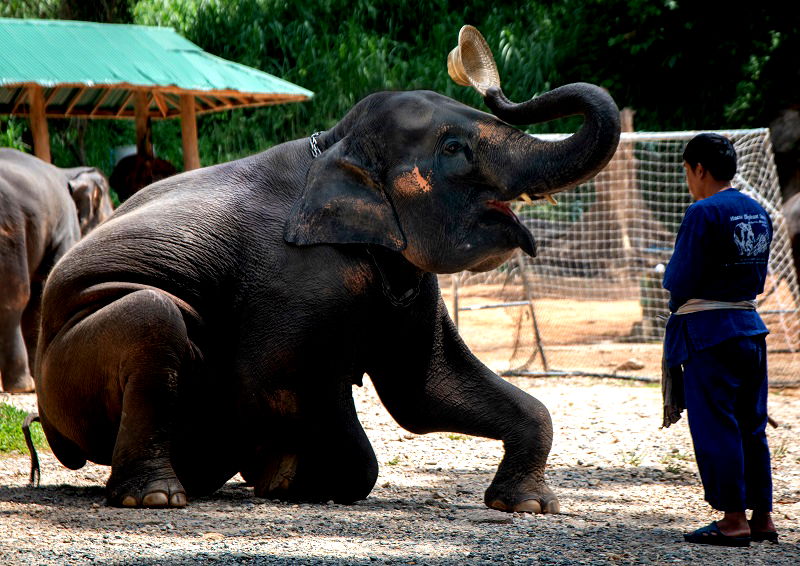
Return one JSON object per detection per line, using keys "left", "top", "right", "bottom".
{"left": 447, "top": 25, "right": 501, "bottom": 95}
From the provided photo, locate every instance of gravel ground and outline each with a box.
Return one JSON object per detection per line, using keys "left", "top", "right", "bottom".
{"left": 1, "top": 377, "right": 798, "bottom": 565}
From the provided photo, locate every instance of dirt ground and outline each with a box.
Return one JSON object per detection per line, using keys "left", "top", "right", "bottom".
{"left": 1, "top": 282, "right": 798, "bottom": 564}
{"left": 1, "top": 376, "right": 798, "bottom": 565}
{"left": 441, "top": 284, "right": 800, "bottom": 385}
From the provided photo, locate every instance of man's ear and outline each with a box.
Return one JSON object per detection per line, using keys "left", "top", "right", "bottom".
{"left": 284, "top": 139, "right": 406, "bottom": 250}
{"left": 695, "top": 163, "right": 707, "bottom": 179}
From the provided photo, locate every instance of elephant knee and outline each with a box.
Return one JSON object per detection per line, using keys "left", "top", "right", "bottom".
{"left": 509, "top": 394, "right": 554, "bottom": 451}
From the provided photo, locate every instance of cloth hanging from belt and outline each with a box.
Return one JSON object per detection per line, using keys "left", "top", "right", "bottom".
{"left": 661, "top": 299, "right": 757, "bottom": 429}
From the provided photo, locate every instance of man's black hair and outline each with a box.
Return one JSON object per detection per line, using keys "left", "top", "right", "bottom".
{"left": 682, "top": 133, "right": 737, "bottom": 182}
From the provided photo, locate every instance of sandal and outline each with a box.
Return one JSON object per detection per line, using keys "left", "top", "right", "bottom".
{"left": 683, "top": 521, "right": 751, "bottom": 547}
{"left": 748, "top": 520, "right": 778, "bottom": 542}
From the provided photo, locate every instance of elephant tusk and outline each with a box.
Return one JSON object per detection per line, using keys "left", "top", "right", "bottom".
{"left": 545, "top": 194, "right": 558, "bottom": 206}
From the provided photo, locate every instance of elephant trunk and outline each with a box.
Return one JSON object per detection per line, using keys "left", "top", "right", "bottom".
{"left": 483, "top": 82, "right": 621, "bottom": 198}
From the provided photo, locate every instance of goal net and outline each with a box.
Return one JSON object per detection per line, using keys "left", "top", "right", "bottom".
{"left": 440, "top": 128, "right": 800, "bottom": 387}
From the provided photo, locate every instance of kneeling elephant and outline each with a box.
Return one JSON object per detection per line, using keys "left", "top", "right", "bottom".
{"left": 34, "top": 82, "right": 620, "bottom": 512}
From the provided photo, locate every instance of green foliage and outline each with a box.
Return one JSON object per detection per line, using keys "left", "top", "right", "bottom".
{"left": 0, "top": 404, "right": 48, "bottom": 455}
{"left": 130, "top": 0, "right": 568, "bottom": 162}
{"left": 4, "top": 1, "right": 797, "bottom": 168}
{"left": 1, "top": 0, "right": 131, "bottom": 21}
{"left": 0, "top": 117, "right": 31, "bottom": 151}
{"left": 540, "top": 1, "right": 800, "bottom": 130}
{"left": 0, "top": 0, "right": 62, "bottom": 19}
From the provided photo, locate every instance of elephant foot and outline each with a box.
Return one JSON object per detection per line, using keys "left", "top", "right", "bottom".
{"left": 107, "top": 460, "right": 186, "bottom": 508}
{"left": 251, "top": 453, "right": 299, "bottom": 497}
{"left": 484, "top": 481, "right": 560, "bottom": 514}
{"left": 2, "top": 372, "right": 35, "bottom": 393}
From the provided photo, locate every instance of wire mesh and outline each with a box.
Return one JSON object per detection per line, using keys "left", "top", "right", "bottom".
{"left": 441, "top": 128, "right": 800, "bottom": 387}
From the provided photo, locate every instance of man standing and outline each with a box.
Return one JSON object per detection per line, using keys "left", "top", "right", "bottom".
{"left": 662, "top": 133, "right": 778, "bottom": 547}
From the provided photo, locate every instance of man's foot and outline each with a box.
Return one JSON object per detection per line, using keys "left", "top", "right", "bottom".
{"left": 683, "top": 522, "right": 751, "bottom": 547}
{"left": 749, "top": 510, "right": 778, "bottom": 542}
{"left": 748, "top": 520, "right": 778, "bottom": 543}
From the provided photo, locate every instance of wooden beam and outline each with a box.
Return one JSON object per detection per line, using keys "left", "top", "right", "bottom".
{"left": 90, "top": 89, "right": 113, "bottom": 116}
{"left": 65, "top": 87, "right": 86, "bottom": 115}
{"left": 117, "top": 91, "right": 135, "bottom": 117}
{"left": 10, "top": 88, "right": 27, "bottom": 114}
{"left": 44, "top": 87, "right": 59, "bottom": 106}
{"left": 196, "top": 94, "right": 220, "bottom": 111}
{"left": 180, "top": 94, "right": 200, "bottom": 170}
{"left": 27, "top": 85, "right": 51, "bottom": 162}
{"left": 153, "top": 91, "right": 169, "bottom": 118}
{"left": 134, "top": 91, "right": 153, "bottom": 159}
{"left": 164, "top": 93, "right": 181, "bottom": 110}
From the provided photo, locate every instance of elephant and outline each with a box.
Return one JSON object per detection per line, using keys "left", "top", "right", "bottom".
{"left": 783, "top": 192, "right": 800, "bottom": 282}
{"left": 0, "top": 149, "right": 114, "bottom": 393}
{"left": 110, "top": 154, "right": 178, "bottom": 202}
{"left": 33, "top": 82, "right": 620, "bottom": 512}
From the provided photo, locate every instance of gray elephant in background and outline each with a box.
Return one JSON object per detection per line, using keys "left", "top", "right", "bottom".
{"left": 0, "top": 148, "right": 114, "bottom": 393}
{"left": 783, "top": 192, "right": 800, "bottom": 282}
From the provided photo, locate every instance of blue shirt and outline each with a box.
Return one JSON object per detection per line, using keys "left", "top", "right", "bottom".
{"left": 662, "top": 189, "right": 772, "bottom": 365}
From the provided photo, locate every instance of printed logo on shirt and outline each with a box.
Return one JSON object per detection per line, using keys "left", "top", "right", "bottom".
{"left": 732, "top": 216, "right": 770, "bottom": 257}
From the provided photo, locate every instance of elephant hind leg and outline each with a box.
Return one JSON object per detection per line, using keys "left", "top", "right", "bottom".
{"left": 0, "top": 269, "right": 34, "bottom": 393}
{"left": 38, "top": 289, "right": 193, "bottom": 508}
{"left": 242, "top": 382, "right": 378, "bottom": 504}
{"left": 38, "top": 409, "right": 87, "bottom": 470}
{"left": 0, "top": 315, "right": 35, "bottom": 393}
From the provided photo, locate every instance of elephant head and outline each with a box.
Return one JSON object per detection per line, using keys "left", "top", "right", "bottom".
{"left": 285, "top": 83, "right": 620, "bottom": 273}
{"left": 64, "top": 167, "right": 115, "bottom": 235}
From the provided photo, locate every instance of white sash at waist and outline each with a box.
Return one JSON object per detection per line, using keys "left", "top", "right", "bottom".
{"left": 673, "top": 298, "right": 757, "bottom": 315}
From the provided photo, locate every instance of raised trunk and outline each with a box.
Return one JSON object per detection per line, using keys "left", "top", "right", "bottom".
{"left": 483, "top": 83, "right": 621, "bottom": 198}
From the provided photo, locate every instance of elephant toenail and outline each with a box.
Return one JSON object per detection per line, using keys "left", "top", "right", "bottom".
{"left": 142, "top": 492, "right": 168, "bottom": 507}
{"left": 170, "top": 493, "right": 187, "bottom": 507}
{"left": 514, "top": 499, "right": 543, "bottom": 514}
{"left": 488, "top": 499, "right": 509, "bottom": 512}
{"left": 545, "top": 500, "right": 561, "bottom": 514}
{"left": 121, "top": 496, "right": 138, "bottom": 507}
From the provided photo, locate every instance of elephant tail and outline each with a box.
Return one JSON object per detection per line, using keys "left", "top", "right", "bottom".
{"left": 22, "top": 412, "right": 41, "bottom": 487}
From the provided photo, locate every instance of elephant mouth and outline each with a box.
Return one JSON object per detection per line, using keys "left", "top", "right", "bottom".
{"left": 484, "top": 199, "right": 537, "bottom": 257}
{"left": 486, "top": 199, "right": 516, "bottom": 217}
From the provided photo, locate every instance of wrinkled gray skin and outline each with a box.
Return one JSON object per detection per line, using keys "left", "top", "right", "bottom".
{"left": 35, "top": 84, "right": 620, "bottom": 512}
{"left": 0, "top": 149, "right": 113, "bottom": 393}
{"left": 784, "top": 192, "right": 800, "bottom": 282}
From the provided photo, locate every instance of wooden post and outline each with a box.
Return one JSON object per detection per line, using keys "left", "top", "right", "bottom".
{"left": 27, "top": 85, "right": 51, "bottom": 162}
{"left": 134, "top": 91, "right": 153, "bottom": 159}
{"left": 612, "top": 108, "right": 636, "bottom": 253}
{"left": 180, "top": 94, "right": 200, "bottom": 170}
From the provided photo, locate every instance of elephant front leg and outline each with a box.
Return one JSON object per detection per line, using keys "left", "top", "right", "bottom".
{"left": 368, "top": 312, "right": 558, "bottom": 513}
{"left": 374, "top": 368, "right": 558, "bottom": 513}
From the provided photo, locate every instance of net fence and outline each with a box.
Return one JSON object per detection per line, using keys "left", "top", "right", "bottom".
{"left": 440, "top": 128, "right": 800, "bottom": 387}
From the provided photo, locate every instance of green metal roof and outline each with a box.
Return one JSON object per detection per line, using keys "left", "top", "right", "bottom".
{"left": 0, "top": 18, "right": 313, "bottom": 119}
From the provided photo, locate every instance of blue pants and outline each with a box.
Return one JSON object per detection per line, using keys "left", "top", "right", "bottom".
{"left": 682, "top": 334, "right": 772, "bottom": 512}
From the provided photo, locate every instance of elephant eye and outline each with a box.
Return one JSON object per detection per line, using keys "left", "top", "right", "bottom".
{"left": 443, "top": 140, "right": 463, "bottom": 155}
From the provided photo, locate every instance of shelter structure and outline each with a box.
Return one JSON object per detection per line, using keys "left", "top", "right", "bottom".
{"left": 0, "top": 18, "right": 313, "bottom": 170}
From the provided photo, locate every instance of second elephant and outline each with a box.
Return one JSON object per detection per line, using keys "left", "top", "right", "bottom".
{"left": 0, "top": 149, "right": 114, "bottom": 393}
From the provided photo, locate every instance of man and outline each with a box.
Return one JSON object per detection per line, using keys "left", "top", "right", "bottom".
{"left": 662, "top": 133, "right": 778, "bottom": 547}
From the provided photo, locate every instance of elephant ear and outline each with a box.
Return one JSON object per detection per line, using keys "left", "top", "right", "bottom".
{"left": 284, "top": 139, "right": 406, "bottom": 250}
